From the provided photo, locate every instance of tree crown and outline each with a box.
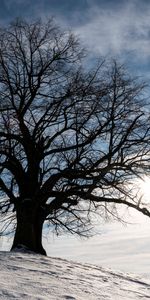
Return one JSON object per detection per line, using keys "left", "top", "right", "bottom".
{"left": 0, "top": 18, "right": 150, "bottom": 239}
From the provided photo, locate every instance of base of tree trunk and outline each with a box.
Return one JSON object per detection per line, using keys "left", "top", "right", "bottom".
{"left": 11, "top": 212, "right": 47, "bottom": 256}
{"left": 11, "top": 244, "right": 47, "bottom": 256}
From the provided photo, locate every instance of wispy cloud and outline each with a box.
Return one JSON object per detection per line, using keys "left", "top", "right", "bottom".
{"left": 3, "top": 0, "right": 150, "bottom": 67}
{"left": 0, "top": 1, "right": 149, "bottom": 90}
{"left": 72, "top": 1, "right": 150, "bottom": 67}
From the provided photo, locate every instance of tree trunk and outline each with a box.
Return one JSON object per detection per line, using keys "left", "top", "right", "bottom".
{"left": 11, "top": 202, "right": 46, "bottom": 255}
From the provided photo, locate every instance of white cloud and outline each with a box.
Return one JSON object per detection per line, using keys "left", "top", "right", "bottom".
{"left": 73, "top": 1, "right": 150, "bottom": 63}
{"left": 42, "top": 209, "right": 150, "bottom": 273}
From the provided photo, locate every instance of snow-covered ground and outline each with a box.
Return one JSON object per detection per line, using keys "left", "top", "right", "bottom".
{"left": 0, "top": 251, "right": 150, "bottom": 299}
{"left": 1, "top": 210, "right": 150, "bottom": 274}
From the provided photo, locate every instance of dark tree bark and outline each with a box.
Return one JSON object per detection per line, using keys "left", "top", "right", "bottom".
{"left": 11, "top": 201, "right": 46, "bottom": 255}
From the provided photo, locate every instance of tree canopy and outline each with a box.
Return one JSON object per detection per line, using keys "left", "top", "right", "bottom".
{"left": 0, "top": 18, "right": 150, "bottom": 254}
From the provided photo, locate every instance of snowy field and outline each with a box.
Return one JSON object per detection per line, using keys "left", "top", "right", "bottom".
{"left": 0, "top": 251, "right": 150, "bottom": 299}
{"left": 1, "top": 207, "right": 150, "bottom": 299}
{"left": 1, "top": 208, "right": 150, "bottom": 275}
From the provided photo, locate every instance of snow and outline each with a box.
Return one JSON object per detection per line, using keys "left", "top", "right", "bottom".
{"left": 0, "top": 251, "right": 150, "bottom": 299}
{"left": 2, "top": 212, "right": 150, "bottom": 274}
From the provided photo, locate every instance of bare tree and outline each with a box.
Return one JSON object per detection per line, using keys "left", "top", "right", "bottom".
{"left": 0, "top": 19, "right": 150, "bottom": 255}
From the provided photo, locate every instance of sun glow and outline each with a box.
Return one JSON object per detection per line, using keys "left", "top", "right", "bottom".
{"left": 139, "top": 176, "right": 150, "bottom": 203}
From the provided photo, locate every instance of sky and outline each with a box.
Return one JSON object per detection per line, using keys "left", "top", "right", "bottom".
{"left": 1, "top": 0, "right": 150, "bottom": 273}
{"left": 1, "top": 0, "right": 150, "bottom": 75}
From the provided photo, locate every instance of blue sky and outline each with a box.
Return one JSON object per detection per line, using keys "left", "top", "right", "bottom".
{"left": 1, "top": 0, "right": 150, "bottom": 76}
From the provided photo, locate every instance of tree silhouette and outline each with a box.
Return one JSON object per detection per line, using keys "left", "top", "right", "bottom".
{"left": 0, "top": 19, "right": 150, "bottom": 255}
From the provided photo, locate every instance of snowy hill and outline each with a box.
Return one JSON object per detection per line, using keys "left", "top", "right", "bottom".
{"left": 0, "top": 252, "right": 150, "bottom": 299}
